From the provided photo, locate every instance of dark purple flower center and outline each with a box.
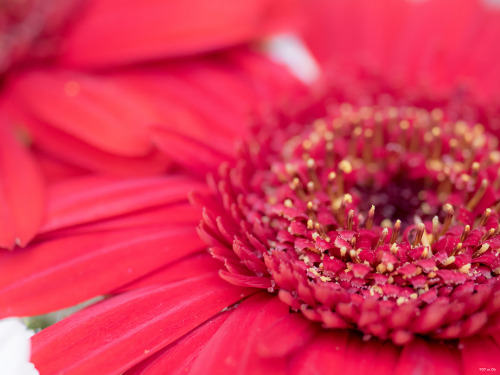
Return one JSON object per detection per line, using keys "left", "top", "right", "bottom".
{"left": 199, "top": 104, "right": 500, "bottom": 344}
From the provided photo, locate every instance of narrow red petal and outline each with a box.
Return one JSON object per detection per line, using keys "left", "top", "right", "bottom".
{"left": 124, "top": 312, "right": 230, "bottom": 375}
{"left": 42, "top": 174, "right": 204, "bottom": 232}
{"left": 41, "top": 203, "right": 201, "bottom": 239}
{"left": 151, "top": 126, "right": 234, "bottom": 175}
{"left": 115, "top": 252, "right": 221, "bottom": 293}
{"left": 14, "top": 107, "right": 171, "bottom": 175}
{"left": 0, "top": 225, "right": 204, "bottom": 316}
{"left": 219, "top": 270, "right": 273, "bottom": 289}
{"left": 0, "top": 125, "right": 45, "bottom": 249}
{"left": 59, "top": 0, "right": 300, "bottom": 67}
{"left": 187, "top": 293, "right": 289, "bottom": 375}
{"left": 32, "top": 275, "right": 252, "bottom": 375}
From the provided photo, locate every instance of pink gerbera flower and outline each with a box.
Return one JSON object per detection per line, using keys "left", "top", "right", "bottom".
{"left": 2, "top": 1, "right": 500, "bottom": 374}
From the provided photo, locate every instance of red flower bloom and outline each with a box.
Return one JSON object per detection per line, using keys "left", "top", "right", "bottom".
{"left": 3, "top": 1, "right": 500, "bottom": 374}
{"left": 0, "top": 0, "right": 302, "bottom": 249}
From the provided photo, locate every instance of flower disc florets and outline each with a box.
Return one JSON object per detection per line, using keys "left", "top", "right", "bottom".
{"left": 198, "top": 104, "right": 500, "bottom": 344}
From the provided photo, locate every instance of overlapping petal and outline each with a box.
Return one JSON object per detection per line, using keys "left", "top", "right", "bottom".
{"left": 58, "top": 0, "right": 301, "bottom": 67}
{"left": 31, "top": 274, "right": 254, "bottom": 375}
{"left": 0, "top": 125, "right": 45, "bottom": 250}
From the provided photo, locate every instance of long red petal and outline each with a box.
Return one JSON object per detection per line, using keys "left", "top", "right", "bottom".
{"left": 256, "top": 313, "right": 318, "bottom": 358}
{"left": 59, "top": 0, "right": 300, "bottom": 67}
{"left": 151, "top": 126, "right": 234, "bottom": 176}
{"left": 394, "top": 337, "right": 462, "bottom": 375}
{"left": 41, "top": 174, "right": 204, "bottom": 232}
{"left": 460, "top": 335, "right": 500, "bottom": 373}
{"left": 6, "top": 70, "right": 155, "bottom": 156}
{"left": 32, "top": 274, "right": 252, "bottom": 375}
{"left": 115, "top": 253, "right": 221, "bottom": 293}
{"left": 0, "top": 125, "right": 45, "bottom": 249}
{"left": 34, "top": 120, "right": 170, "bottom": 176}
{"left": 40, "top": 203, "right": 200, "bottom": 240}
{"left": 0, "top": 225, "right": 204, "bottom": 316}
{"left": 288, "top": 330, "right": 350, "bottom": 375}
{"left": 187, "top": 293, "right": 289, "bottom": 375}
{"left": 125, "top": 311, "right": 230, "bottom": 375}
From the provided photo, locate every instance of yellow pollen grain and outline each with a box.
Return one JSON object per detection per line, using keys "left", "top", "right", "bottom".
{"left": 431, "top": 127, "right": 441, "bottom": 137}
{"left": 285, "top": 163, "right": 295, "bottom": 176}
{"left": 442, "top": 256, "right": 456, "bottom": 266}
{"left": 376, "top": 264, "right": 387, "bottom": 273}
{"left": 303, "top": 139, "right": 313, "bottom": 150}
{"left": 338, "top": 160, "right": 353, "bottom": 174}
{"left": 399, "top": 120, "right": 410, "bottom": 130}
{"left": 307, "top": 219, "right": 314, "bottom": 230}
{"left": 381, "top": 219, "right": 392, "bottom": 228}
{"left": 284, "top": 199, "right": 293, "bottom": 208}
{"left": 459, "top": 264, "right": 471, "bottom": 274}
{"left": 307, "top": 181, "right": 315, "bottom": 192}
{"left": 477, "top": 243, "right": 490, "bottom": 256}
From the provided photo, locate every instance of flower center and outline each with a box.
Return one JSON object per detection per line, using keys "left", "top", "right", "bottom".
{"left": 199, "top": 104, "right": 500, "bottom": 344}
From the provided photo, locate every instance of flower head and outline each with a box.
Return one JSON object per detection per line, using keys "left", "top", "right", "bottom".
{"left": 4, "top": 1, "right": 500, "bottom": 374}
{"left": 200, "top": 103, "right": 500, "bottom": 346}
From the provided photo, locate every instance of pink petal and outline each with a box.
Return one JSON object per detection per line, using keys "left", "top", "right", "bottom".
{"left": 0, "top": 225, "right": 204, "bottom": 316}
{"left": 32, "top": 274, "right": 252, "bottom": 375}
{"left": 395, "top": 337, "right": 462, "bottom": 375}
{"left": 124, "top": 312, "right": 230, "bottom": 375}
{"left": 6, "top": 69, "right": 155, "bottom": 156}
{"left": 460, "top": 336, "right": 500, "bottom": 373}
{"left": 0, "top": 125, "right": 45, "bottom": 249}
{"left": 256, "top": 313, "right": 318, "bottom": 358}
{"left": 219, "top": 270, "right": 272, "bottom": 289}
{"left": 59, "top": 0, "right": 300, "bottom": 67}
{"left": 42, "top": 174, "right": 204, "bottom": 232}
{"left": 24, "top": 113, "right": 170, "bottom": 175}
{"left": 41, "top": 203, "right": 201, "bottom": 239}
{"left": 288, "top": 329, "right": 350, "bottom": 375}
{"left": 187, "top": 293, "right": 290, "bottom": 375}
{"left": 151, "top": 126, "right": 234, "bottom": 176}
{"left": 115, "top": 252, "right": 221, "bottom": 293}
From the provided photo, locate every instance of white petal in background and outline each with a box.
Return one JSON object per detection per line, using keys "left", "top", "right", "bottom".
{"left": 0, "top": 318, "right": 39, "bottom": 375}
{"left": 264, "top": 33, "right": 321, "bottom": 84}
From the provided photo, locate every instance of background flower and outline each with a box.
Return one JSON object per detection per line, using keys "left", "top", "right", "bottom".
{"left": 0, "top": 318, "right": 38, "bottom": 375}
